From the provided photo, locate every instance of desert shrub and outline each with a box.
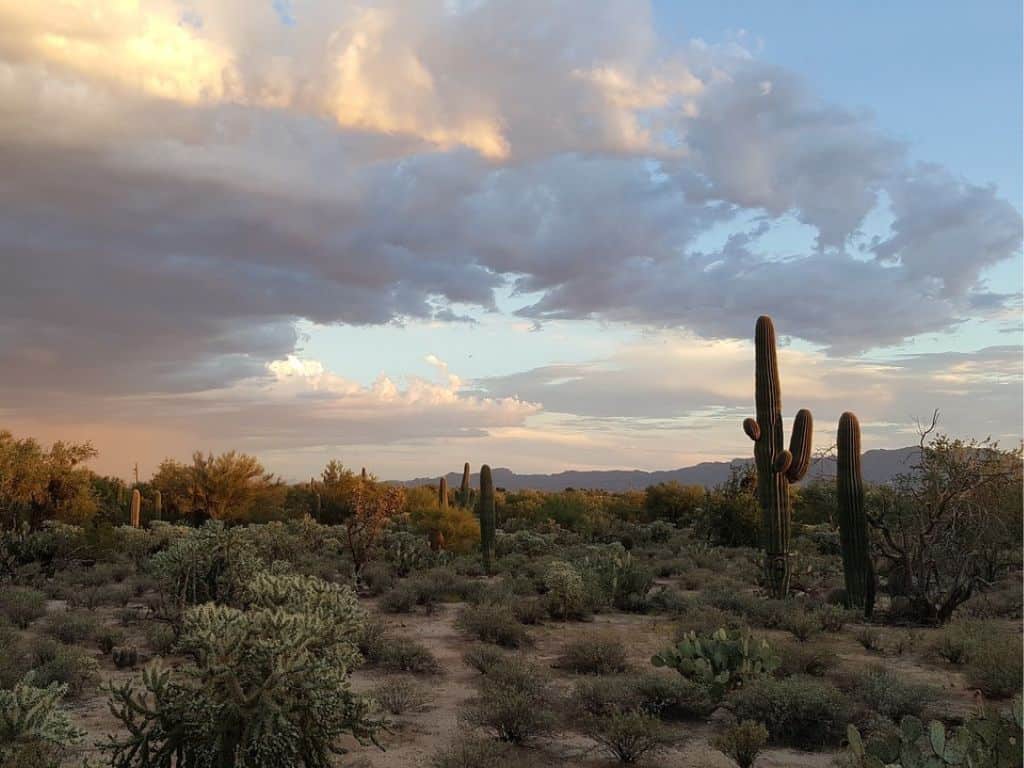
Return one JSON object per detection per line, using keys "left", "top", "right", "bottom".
{"left": 644, "top": 587, "right": 688, "bottom": 615}
{"left": 702, "top": 587, "right": 786, "bottom": 629}
{"left": 781, "top": 605, "right": 821, "bottom": 642}
{"left": 0, "top": 680, "right": 84, "bottom": 767}
{"left": 729, "top": 675, "right": 849, "bottom": 749}
{"left": 652, "top": 628, "right": 778, "bottom": 700}
{"left": 462, "top": 659, "right": 557, "bottom": 743}
{"left": 96, "top": 626, "right": 127, "bottom": 655}
{"left": 853, "top": 667, "right": 937, "bottom": 721}
{"left": 510, "top": 595, "right": 546, "bottom": 625}
{"left": 379, "top": 584, "right": 418, "bottom": 614}
{"left": 457, "top": 604, "right": 530, "bottom": 648}
{"left": 143, "top": 623, "right": 177, "bottom": 655}
{"left": 817, "top": 604, "right": 853, "bottom": 633}
{"left": 965, "top": 634, "right": 1023, "bottom": 698}
{"left": 932, "top": 621, "right": 981, "bottom": 664}
{"left": 429, "top": 735, "right": 517, "bottom": 768}
{"left": 775, "top": 639, "right": 837, "bottom": 677}
{"left": 854, "top": 625, "right": 884, "bottom": 652}
{"left": 360, "top": 561, "right": 395, "bottom": 596}
{"left": 373, "top": 677, "right": 433, "bottom": 715}
{"left": 370, "top": 636, "right": 442, "bottom": 675}
{"left": 112, "top": 646, "right": 139, "bottom": 669}
{"left": 542, "top": 560, "right": 588, "bottom": 620}
{"left": 355, "top": 616, "right": 388, "bottom": 662}
{"left": 557, "top": 634, "right": 628, "bottom": 674}
{"left": 713, "top": 720, "right": 768, "bottom": 768}
{"left": 583, "top": 710, "right": 671, "bottom": 764}
{"left": 0, "top": 587, "right": 47, "bottom": 628}
{"left": 42, "top": 609, "right": 98, "bottom": 645}
{"left": 28, "top": 641, "right": 98, "bottom": 697}
{"left": 102, "top": 572, "right": 383, "bottom": 767}
{"left": 887, "top": 630, "right": 921, "bottom": 657}
{"left": 463, "top": 645, "right": 507, "bottom": 675}
{"left": 672, "top": 602, "right": 745, "bottom": 635}
{"left": 571, "top": 673, "right": 714, "bottom": 721}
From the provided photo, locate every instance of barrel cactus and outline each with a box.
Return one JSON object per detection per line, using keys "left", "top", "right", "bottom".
{"left": 742, "top": 316, "right": 813, "bottom": 598}
{"left": 837, "top": 412, "right": 875, "bottom": 616}
{"left": 479, "top": 464, "right": 495, "bottom": 574}
{"left": 130, "top": 489, "right": 141, "bottom": 529}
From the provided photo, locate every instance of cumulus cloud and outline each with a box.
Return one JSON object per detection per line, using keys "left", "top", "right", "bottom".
{"left": 0, "top": 0, "right": 1019, "bottom": 468}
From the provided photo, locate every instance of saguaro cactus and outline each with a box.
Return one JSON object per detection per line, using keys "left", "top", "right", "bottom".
{"left": 438, "top": 477, "right": 449, "bottom": 510}
{"left": 742, "top": 316, "right": 813, "bottom": 598}
{"left": 153, "top": 490, "right": 162, "bottom": 521}
{"left": 312, "top": 491, "right": 322, "bottom": 521}
{"left": 837, "top": 412, "right": 875, "bottom": 616}
{"left": 479, "top": 464, "right": 495, "bottom": 574}
{"left": 130, "top": 489, "right": 141, "bottom": 528}
{"left": 459, "top": 462, "right": 471, "bottom": 507}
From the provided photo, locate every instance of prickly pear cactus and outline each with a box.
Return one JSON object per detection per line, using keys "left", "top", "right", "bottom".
{"left": 651, "top": 628, "right": 778, "bottom": 700}
{"left": 742, "top": 316, "right": 813, "bottom": 598}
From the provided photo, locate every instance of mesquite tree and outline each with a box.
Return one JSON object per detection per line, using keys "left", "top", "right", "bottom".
{"left": 742, "top": 316, "right": 813, "bottom": 598}
{"left": 867, "top": 411, "right": 1022, "bottom": 623}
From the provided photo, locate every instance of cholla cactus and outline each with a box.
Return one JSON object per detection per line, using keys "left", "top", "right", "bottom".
{"left": 542, "top": 560, "right": 587, "bottom": 619}
{"left": 0, "top": 679, "right": 84, "bottom": 764}
{"left": 742, "top": 316, "right": 813, "bottom": 598}
{"left": 104, "top": 572, "right": 382, "bottom": 767}
{"left": 130, "top": 488, "right": 141, "bottom": 528}
{"left": 837, "top": 412, "right": 875, "bottom": 616}
{"left": 479, "top": 464, "right": 495, "bottom": 574}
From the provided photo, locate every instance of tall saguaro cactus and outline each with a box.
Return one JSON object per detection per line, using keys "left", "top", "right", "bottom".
{"left": 742, "top": 316, "right": 813, "bottom": 598}
{"left": 459, "top": 462, "right": 471, "bottom": 508}
{"left": 130, "top": 489, "right": 141, "bottom": 529}
{"left": 153, "top": 490, "right": 162, "bottom": 521}
{"left": 837, "top": 412, "right": 875, "bottom": 616}
{"left": 479, "top": 464, "right": 495, "bottom": 574}
{"left": 438, "top": 477, "right": 449, "bottom": 510}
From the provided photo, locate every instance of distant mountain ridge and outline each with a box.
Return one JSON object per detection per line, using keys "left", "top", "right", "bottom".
{"left": 392, "top": 447, "right": 920, "bottom": 492}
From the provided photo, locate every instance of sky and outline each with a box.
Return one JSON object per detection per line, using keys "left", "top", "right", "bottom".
{"left": 0, "top": 0, "right": 1020, "bottom": 481}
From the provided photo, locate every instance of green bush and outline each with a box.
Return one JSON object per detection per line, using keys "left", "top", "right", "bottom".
{"left": 713, "top": 720, "right": 768, "bottom": 768}
{"left": 96, "top": 626, "right": 127, "bottom": 655}
{"left": 557, "top": 634, "right": 628, "bottom": 674}
{"left": 373, "top": 636, "right": 442, "bottom": 675}
{"left": 462, "top": 659, "right": 557, "bottom": 744}
{"left": 360, "top": 561, "right": 395, "bottom": 596}
{"left": 932, "top": 620, "right": 983, "bottom": 665}
{"left": 510, "top": 595, "right": 546, "bottom": 625}
{"left": 27, "top": 641, "right": 98, "bottom": 697}
{"left": 582, "top": 710, "right": 671, "bottom": 764}
{"left": 781, "top": 605, "right": 821, "bottom": 642}
{"left": 457, "top": 604, "right": 531, "bottom": 648}
{"left": 775, "top": 640, "right": 836, "bottom": 677}
{"left": 102, "top": 572, "right": 383, "bottom": 767}
{"left": 571, "top": 673, "right": 714, "bottom": 721}
{"left": 729, "top": 675, "right": 849, "bottom": 749}
{"left": 372, "top": 677, "right": 432, "bottom": 715}
{"left": 379, "top": 584, "right": 418, "bottom": 613}
{"left": 143, "top": 623, "right": 176, "bottom": 655}
{"left": 965, "top": 634, "right": 1023, "bottom": 699}
{"left": 429, "top": 735, "right": 517, "bottom": 768}
{"left": 463, "top": 645, "right": 507, "bottom": 675}
{"left": 854, "top": 667, "right": 937, "bottom": 721}
{"left": 854, "top": 625, "right": 884, "bottom": 652}
{"left": 0, "top": 680, "right": 84, "bottom": 767}
{"left": 0, "top": 587, "right": 47, "bottom": 628}
{"left": 43, "top": 610, "right": 99, "bottom": 645}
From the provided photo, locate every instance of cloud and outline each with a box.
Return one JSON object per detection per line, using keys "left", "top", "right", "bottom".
{"left": 0, "top": 0, "right": 1019, "bottom": 453}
